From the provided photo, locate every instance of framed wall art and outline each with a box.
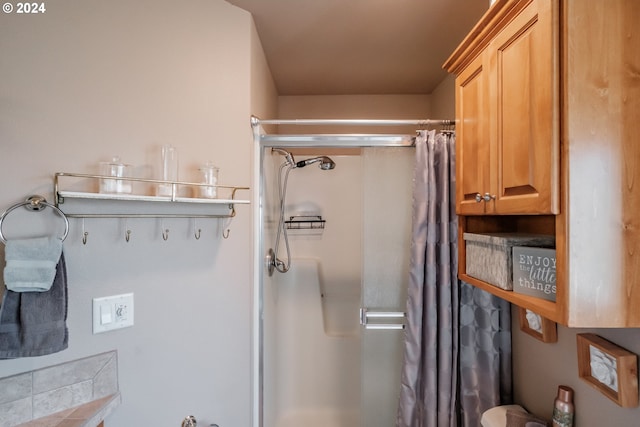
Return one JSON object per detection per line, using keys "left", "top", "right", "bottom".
{"left": 518, "top": 307, "right": 557, "bottom": 343}
{"left": 577, "top": 333, "right": 639, "bottom": 408}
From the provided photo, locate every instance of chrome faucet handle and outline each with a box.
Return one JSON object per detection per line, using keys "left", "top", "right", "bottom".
{"left": 182, "top": 415, "right": 197, "bottom": 427}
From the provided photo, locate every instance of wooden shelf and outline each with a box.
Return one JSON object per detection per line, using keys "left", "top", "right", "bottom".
{"left": 460, "top": 274, "right": 558, "bottom": 323}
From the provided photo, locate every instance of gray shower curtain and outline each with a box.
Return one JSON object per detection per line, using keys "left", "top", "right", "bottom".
{"left": 396, "top": 130, "right": 512, "bottom": 427}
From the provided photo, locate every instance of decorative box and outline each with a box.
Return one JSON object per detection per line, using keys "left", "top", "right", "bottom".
{"left": 463, "top": 232, "right": 555, "bottom": 290}
{"left": 512, "top": 246, "right": 557, "bottom": 301}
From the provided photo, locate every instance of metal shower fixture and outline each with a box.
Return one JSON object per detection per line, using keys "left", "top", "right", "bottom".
{"left": 267, "top": 148, "right": 336, "bottom": 276}
{"left": 295, "top": 156, "right": 336, "bottom": 170}
{"left": 271, "top": 148, "right": 336, "bottom": 170}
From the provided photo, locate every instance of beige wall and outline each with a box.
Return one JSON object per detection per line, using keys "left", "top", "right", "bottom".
{"left": 4, "top": 1, "right": 637, "bottom": 425}
{"left": 278, "top": 94, "right": 431, "bottom": 135}
{"left": 430, "top": 74, "right": 456, "bottom": 121}
{"left": 512, "top": 313, "right": 640, "bottom": 425}
{"left": 0, "top": 1, "right": 276, "bottom": 426}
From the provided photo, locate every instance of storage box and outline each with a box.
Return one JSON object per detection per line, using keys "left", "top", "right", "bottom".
{"left": 512, "top": 246, "right": 557, "bottom": 301}
{"left": 463, "top": 232, "right": 555, "bottom": 290}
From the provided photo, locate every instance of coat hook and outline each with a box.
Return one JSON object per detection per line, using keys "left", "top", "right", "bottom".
{"left": 82, "top": 218, "right": 88, "bottom": 245}
{"left": 160, "top": 220, "right": 169, "bottom": 241}
{"left": 124, "top": 219, "right": 132, "bottom": 242}
{"left": 221, "top": 216, "right": 232, "bottom": 239}
{"left": 193, "top": 219, "right": 201, "bottom": 240}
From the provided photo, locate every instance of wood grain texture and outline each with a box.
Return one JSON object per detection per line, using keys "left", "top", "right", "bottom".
{"left": 450, "top": 0, "right": 559, "bottom": 215}
{"left": 564, "top": 0, "right": 640, "bottom": 326}
{"left": 456, "top": 53, "right": 490, "bottom": 215}
{"left": 448, "top": 0, "right": 640, "bottom": 327}
{"left": 490, "top": 0, "right": 559, "bottom": 214}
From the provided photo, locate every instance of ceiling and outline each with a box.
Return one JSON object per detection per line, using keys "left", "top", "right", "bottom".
{"left": 226, "top": 0, "right": 490, "bottom": 95}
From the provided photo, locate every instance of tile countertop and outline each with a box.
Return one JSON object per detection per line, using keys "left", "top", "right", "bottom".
{"left": 16, "top": 393, "right": 121, "bottom": 427}
{"left": 0, "top": 351, "right": 120, "bottom": 427}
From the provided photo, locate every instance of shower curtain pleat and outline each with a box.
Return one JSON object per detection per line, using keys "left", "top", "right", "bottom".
{"left": 396, "top": 130, "right": 512, "bottom": 427}
{"left": 458, "top": 281, "right": 512, "bottom": 426}
{"left": 397, "top": 130, "right": 458, "bottom": 427}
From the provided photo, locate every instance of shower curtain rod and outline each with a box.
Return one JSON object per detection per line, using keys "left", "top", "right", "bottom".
{"left": 251, "top": 116, "right": 454, "bottom": 148}
{"left": 251, "top": 116, "right": 454, "bottom": 127}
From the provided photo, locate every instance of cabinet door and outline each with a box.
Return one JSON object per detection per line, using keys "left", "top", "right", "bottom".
{"left": 490, "top": 0, "right": 559, "bottom": 214}
{"left": 456, "top": 52, "right": 490, "bottom": 215}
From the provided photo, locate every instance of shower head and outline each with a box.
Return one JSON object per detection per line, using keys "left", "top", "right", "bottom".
{"left": 295, "top": 156, "right": 336, "bottom": 170}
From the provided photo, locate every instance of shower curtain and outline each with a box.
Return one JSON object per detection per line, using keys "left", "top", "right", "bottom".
{"left": 396, "top": 130, "right": 512, "bottom": 427}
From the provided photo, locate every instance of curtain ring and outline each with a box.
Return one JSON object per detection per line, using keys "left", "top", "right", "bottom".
{"left": 82, "top": 218, "right": 88, "bottom": 245}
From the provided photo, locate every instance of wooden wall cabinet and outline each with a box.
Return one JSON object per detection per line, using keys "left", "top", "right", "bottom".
{"left": 454, "top": 0, "right": 559, "bottom": 216}
{"left": 444, "top": 0, "right": 640, "bottom": 327}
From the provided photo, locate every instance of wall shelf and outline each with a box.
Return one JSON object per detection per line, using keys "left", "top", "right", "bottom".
{"left": 54, "top": 172, "right": 250, "bottom": 219}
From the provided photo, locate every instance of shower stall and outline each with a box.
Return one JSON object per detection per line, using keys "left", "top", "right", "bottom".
{"left": 251, "top": 117, "right": 450, "bottom": 427}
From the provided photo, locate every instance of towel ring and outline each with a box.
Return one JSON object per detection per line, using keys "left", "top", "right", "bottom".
{"left": 0, "top": 195, "right": 70, "bottom": 244}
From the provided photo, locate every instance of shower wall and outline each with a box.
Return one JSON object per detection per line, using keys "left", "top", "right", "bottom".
{"left": 261, "top": 146, "right": 414, "bottom": 427}
{"left": 262, "top": 152, "right": 363, "bottom": 427}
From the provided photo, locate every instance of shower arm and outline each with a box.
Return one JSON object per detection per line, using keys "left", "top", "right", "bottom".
{"left": 271, "top": 147, "right": 295, "bottom": 166}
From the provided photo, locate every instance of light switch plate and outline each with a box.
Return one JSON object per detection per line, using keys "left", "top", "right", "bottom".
{"left": 92, "top": 293, "right": 134, "bottom": 334}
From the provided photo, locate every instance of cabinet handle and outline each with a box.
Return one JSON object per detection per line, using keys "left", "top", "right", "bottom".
{"left": 474, "top": 193, "right": 496, "bottom": 203}
{"left": 483, "top": 193, "right": 496, "bottom": 202}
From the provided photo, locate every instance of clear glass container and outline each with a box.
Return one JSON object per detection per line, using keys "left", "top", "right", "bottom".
{"left": 99, "top": 156, "right": 132, "bottom": 194}
{"left": 197, "top": 162, "right": 219, "bottom": 199}
{"left": 157, "top": 145, "right": 179, "bottom": 196}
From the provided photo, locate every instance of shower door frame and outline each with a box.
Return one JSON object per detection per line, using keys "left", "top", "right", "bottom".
{"left": 251, "top": 116, "right": 449, "bottom": 427}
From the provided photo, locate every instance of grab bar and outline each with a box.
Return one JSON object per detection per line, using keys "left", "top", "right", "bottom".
{"left": 359, "top": 308, "right": 406, "bottom": 330}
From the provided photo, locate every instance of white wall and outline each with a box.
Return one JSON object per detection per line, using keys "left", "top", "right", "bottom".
{"left": 0, "top": 1, "right": 276, "bottom": 425}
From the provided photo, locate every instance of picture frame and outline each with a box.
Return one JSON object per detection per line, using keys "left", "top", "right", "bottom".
{"left": 518, "top": 307, "right": 557, "bottom": 343}
{"left": 577, "top": 333, "right": 639, "bottom": 408}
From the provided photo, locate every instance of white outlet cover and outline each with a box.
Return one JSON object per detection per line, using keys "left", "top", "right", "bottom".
{"left": 93, "top": 293, "right": 134, "bottom": 334}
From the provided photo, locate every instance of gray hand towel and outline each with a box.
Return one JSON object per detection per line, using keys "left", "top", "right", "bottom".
{"left": 0, "top": 252, "right": 68, "bottom": 358}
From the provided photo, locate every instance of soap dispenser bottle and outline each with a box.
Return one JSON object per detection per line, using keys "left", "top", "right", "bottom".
{"left": 552, "top": 385, "right": 574, "bottom": 427}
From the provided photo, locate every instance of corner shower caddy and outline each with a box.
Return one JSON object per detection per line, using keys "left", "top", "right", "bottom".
{"left": 54, "top": 172, "right": 249, "bottom": 219}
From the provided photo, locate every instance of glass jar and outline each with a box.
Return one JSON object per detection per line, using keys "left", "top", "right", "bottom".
{"left": 197, "top": 162, "right": 219, "bottom": 198}
{"left": 99, "top": 156, "right": 132, "bottom": 194}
